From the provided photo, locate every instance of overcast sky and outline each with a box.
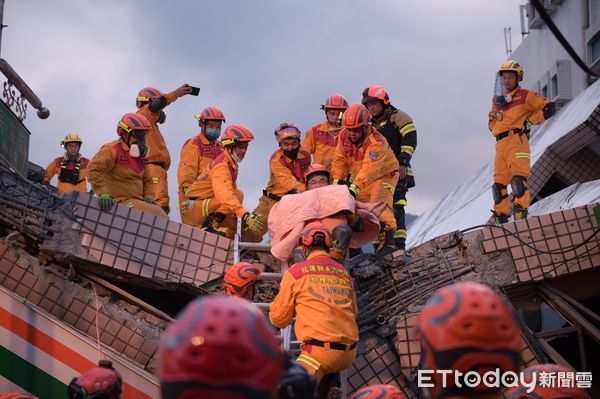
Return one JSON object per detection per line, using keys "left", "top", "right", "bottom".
{"left": 3, "top": 0, "right": 526, "bottom": 221}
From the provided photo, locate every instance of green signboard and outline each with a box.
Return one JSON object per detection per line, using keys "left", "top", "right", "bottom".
{"left": 0, "top": 99, "right": 30, "bottom": 175}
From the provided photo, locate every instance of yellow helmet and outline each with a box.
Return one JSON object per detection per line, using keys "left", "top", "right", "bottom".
{"left": 498, "top": 60, "right": 524, "bottom": 80}
{"left": 61, "top": 133, "right": 83, "bottom": 146}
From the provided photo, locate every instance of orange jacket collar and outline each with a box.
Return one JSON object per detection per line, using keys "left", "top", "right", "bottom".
{"left": 306, "top": 249, "right": 331, "bottom": 261}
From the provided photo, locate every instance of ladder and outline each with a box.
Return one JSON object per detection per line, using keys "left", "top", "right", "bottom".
{"left": 234, "top": 218, "right": 349, "bottom": 398}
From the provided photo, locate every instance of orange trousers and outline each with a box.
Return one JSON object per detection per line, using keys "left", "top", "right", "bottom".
{"left": 356, "top": 174, "right": 398, "bottom": 231}
{"left": 115, "top": 198, "right": 167, "bottom": 219}
{"left": 244, "top": 194, "right": 276, "bottom": 243}
{"left": 146, "top": 164, "right": 170, "bottom": 211}
{"left": 493, "top": 132, "right": 531, "bottom": 216}
{"left": 296, "top": 344, "right": 356, "bottom": 385}
{"left": 181, "top": 190, "right": 244, "bottom": 238}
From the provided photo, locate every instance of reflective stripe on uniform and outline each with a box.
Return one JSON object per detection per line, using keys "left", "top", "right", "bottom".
{"left": 515, "top": 152, "right": 530, "bottom": 159}
{"left": 202, "top": 199, "right": 211, "bottom": 217}
{"left": 394, "top": 229, "right": 407, "bottom": 239}
{"left": 399, "top": 123, "right": 416, "bottom": 136}
{"left": 394, "top": 199, "right": 408, "bottom": 206}
{"left": 400, "top": 145, "right": 415, "bottom": 155}
{"left": 407, "top": 168, "right": 414, "bottom": 176}
{"left": 297, "top": 353, "right": 321, "bottom": 372}
{"left": 382, "top": 182, "right": 395, "bottom": 194}
{"left": 126, "top": 202, "right": 134, "bottom": 208}
{"left": 152, "top": 177, "right": 159, "bottom": 184}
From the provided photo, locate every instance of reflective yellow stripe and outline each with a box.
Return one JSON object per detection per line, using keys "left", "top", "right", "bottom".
{"left": 407, "top": 168, "right": 414, "bottom": 176}
{"left": 399, "top": 123, "right": 416, "bottom": 136}
{"left": 382, "top": 182, "right": 394, "bottom": 194}
{"left": 297, "top": 354, "right": 321, "bottom": 371}
{"left": 394, "top": 229, "right": 407, "bottom": 239}
{"left": 515, "top": 152, "right": 530, "bottom": 159}
{"left": 202, "top": 199, "right": 211, "bottom": 217}
{"left": 152, "top": 177, "right": 159, "bottom": 184}
{"left": 126, "top": 202, "right": 134, "bottom": 208}
{"left": 400, "top": 145, "right": 414, "bottom": 155}
{"left": 395, "top": 199, "right": 408, "bottom": 206}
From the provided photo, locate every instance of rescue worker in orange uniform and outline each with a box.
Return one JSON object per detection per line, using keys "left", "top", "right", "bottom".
{"left": 270, "top": 222, "right": 359, "bottom": 399}
{"left": 247, "top": 123, "right": 311, "bottom": 242}
{"left": 88, "top": 113, "right": 167, "bottom": 218}
{"left": 135, "top": 84, "right": 193, "bottom": 214}
{"left": 177, "top": 106, "right": 226, "bottom": 225}
{"left": 416, "top": 281, "right": 522, "bottom": 399}
{"left": 223, "top": 261, "right": 262, "bottom": 300}
{"left": 505, "top": 364, "right": 591, "bottom": 399}
{"left": 362, "top": 85, "right": 417, "bottom": 253}
{"left": 332, "top": 103, "right": 399, "bottom": 258}
{"left": 302, "top": 93, "right": 348, "bottom": 171}
{"left": 44, "top": 133, "right": 89, "bottom": 195}
{"left": 183, "top": 124, "right": 263, "bottom": 237}
{"left": 158, "top": 295, "right": 285, "bottom": 399}
{"left": 67, "top": 360, "right": 123, "bottom": 399}
{"left": 489, "top": 60, "right": 556, "bottom": 223}
{"left": 0, "top": 393, "right": 34, "bottom": 399}
{"left": 350, "top": 384, "right": 404, "bottom": 399}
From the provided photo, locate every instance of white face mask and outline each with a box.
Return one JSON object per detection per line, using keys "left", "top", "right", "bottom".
{"left": 129, "top": 144, "right": 141, "bottom": 158}
{"left": 231, "top": 151, "right": 243, "bottom": 163}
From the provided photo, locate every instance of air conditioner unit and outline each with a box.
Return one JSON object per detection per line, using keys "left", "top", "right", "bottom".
{"left": 528, "top": 2, "right": 544, "bottom": 29}
{"left": 552, "top": 60, "right": 571, "bottom": 104}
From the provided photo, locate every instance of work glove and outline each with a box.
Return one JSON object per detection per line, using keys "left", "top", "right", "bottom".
{"left": 178, "top": 199, "right": 195, "bottom": 213}
{"left": 144, "top": 196, "right": 156, "bottom": 205}
{"left": 332, "top": 178, "right": 347, "bottom": 186}
{"left": 98, "top": 193, "right": 115, "bottom": 212}
{"left": 543, "top": 102, "right": 556, "bottom": 119}
{"left": 348, "top": 183, "right": 360, "bottom": 199}
{"left": 242, "top": 211, "right": 264, "bottom": 235}
{"left": 149, "top": 95, "right": 167, "bottom": 113}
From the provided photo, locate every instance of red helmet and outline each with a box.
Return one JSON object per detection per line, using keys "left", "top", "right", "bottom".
{"left": 221, "top": 124, "right": 255, "bottom": 146}
{"left": 159, "top": 295, "right": 285, "bottom": 399}
{"left": 274, "top": 122, "right": 301, "bottom": 143}
{"left": 304, "top": 164, "right": 330, "bottom": 185}
{"left": 505, "top": 364, "right": 590, "bottom": 399}
{"left": 342, "top": 103, "right": 370, "bottom": 129}
{"left": 223, "top": 262, "right": 262, "bottom": 299}
{"left": 361, "top": 85, "right": 390, "bottom": 106}
{"left": 321, "top": 93, "right": 348, "bottom": 111}
{"left": 67, "top": 360, "right": 123, "bottom": 399}
{"left": 116, "top": 113, "right": 151, "bottom": 136}
{"left": 0, "top": 393, "right": 34, "bottom": 399}
{"left": 194, "top": 106, "right": 226, "bottom": 124}
{"left": 300, "top": 221, "right": 332, "bottom": 249}
{"left": 350, "top": 384, "right": 404, "bottom": 399}
{"left": 416, "top": 281, "right": 522, "bottom": 399}
{"left": 136, "top": 87, "right": 163, "bottom": 108}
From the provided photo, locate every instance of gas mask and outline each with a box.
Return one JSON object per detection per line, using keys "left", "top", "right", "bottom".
{"left": 64, "top": 151, "right": 81, "bottom": 162}
{"left": 231, "top": 150, "right": 244, "bottom": 164}
{"left": 157, "top": 110, "right": 166, "bottom": 124}
{"left": 283, "top": 148, "right": 299, "bottom": 159}
{"left": 129, "top": 131, "right": 149, "bottom": 158}
{"left": 205, "top": 127, "right": 221, "bottom": 142}
{"left": 492, "top": 74, "right": 513, "bottom": 108}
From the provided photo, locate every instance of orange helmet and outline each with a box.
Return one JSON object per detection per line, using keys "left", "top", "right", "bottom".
{"left": 304, "top": 163, "right": 330, "bottom": 184}
{"left": 350, "top": 384, "right": 404, "bottom": 399}
{"left": 343, "top": 103, "right": 370, "bottom": 129}
{"left": 223, "top": 262, "right": 262, "bottom": 299}
{"left": 321, "top": 93, "right": 349, "bottom": 111}
{"left": 0, "top": 393, "right": 34, "bottom": 399}
{"left": 221, "top": 124, "right": 254, "bottom": 146}
{"left": 505, "top": 364, "right": 590, "bottom": 399}
{"left": 300, "top": 221, "right": 332, "bottom": 249}
{"left": 67, "top": 360, "right": 123, "bottom": 399}
{"left": 194, "top": 106, "right": 226, "bottom": 124}
{"left": 136, "top": 87, "right": 163, "bottom": 108}
{"left": 116, "top": 113, "right": 151, "bottom": 136}
{"left": 416, "top": 282, "right": 522, "bottom": 399}
{"left": 274, "top": 122, "right": 301, "bottom": 143}
{"left": 159, "top": 295, "right": 285, "bottom": 399}
{"left": 361, "top": 85, "right": 390, "bottom": 106}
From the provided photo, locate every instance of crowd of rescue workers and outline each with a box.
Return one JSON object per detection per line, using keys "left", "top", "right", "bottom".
{"left": 4, "top": 60, "right": 580, "bottom": 399}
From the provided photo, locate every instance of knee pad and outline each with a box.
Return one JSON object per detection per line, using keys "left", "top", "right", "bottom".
{"left": 492, "top": 183, "right": 508, "bottom": 204}
{"left": 331, "top": 224, "right": 352, "bottom": 253}
{"left": 510, "top": 176, "right": 528, "bottom": 198}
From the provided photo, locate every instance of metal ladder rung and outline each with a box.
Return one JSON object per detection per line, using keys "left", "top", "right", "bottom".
{"left": 260, "top": 272, "right": 283, "bottom": 280}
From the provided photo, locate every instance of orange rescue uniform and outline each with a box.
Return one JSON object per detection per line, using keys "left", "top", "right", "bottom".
{"left": 270, "top": 250, "right": 358, "bottom": 383}
{"left": 137, "top": 91, "right": 179, "bottom": 211}
{"left": 184, "top": 150, "right": 245, "bottom": 237}
{"left": 247, "top": 149, "right": 311, "bottom": 242}
{"left": 177, "top": 133, "right": 223, "bottom": 225}
{"left": 332, "top": 126, "right": 399, "bottom": 230}
{"left": 88, "top": 139, "right": 166, "bottom": 218}
{"left": 489, "top": 87, "right": 550, "bottom": 215}
{"left": 44, "top": 156, "right": 89, "bottom": 195}
{"left": 301, "top": 121, "right": 342, "bottom": 172}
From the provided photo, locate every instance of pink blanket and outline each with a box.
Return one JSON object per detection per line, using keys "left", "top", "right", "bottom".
{"left": 268, "top": 185, "right": 380, "bottom": 261}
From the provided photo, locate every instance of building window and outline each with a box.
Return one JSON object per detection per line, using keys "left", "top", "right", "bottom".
{"left": 551, "top": 74, "right": 558, "bottom": 98}
{"left": 541, "top": 85, "right": 548, "bottom": 97}
{"left": 591, "top": 34, "right": 600, "bottom": 65}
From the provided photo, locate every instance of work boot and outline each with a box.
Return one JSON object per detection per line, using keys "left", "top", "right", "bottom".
{"left": 315, "top": 373, "right": 340, "bottom": 399}
{"left": 201, "top": 212, "right": 226, "bottom": 236}
{"left": 492, "top": 211, "right": 508, "bottom": 224}
{"left": 375, "top": 229, "right": 397, "bottom": 259}
{"left": 513, "top": 205, "right": 528, "bottom": 220}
